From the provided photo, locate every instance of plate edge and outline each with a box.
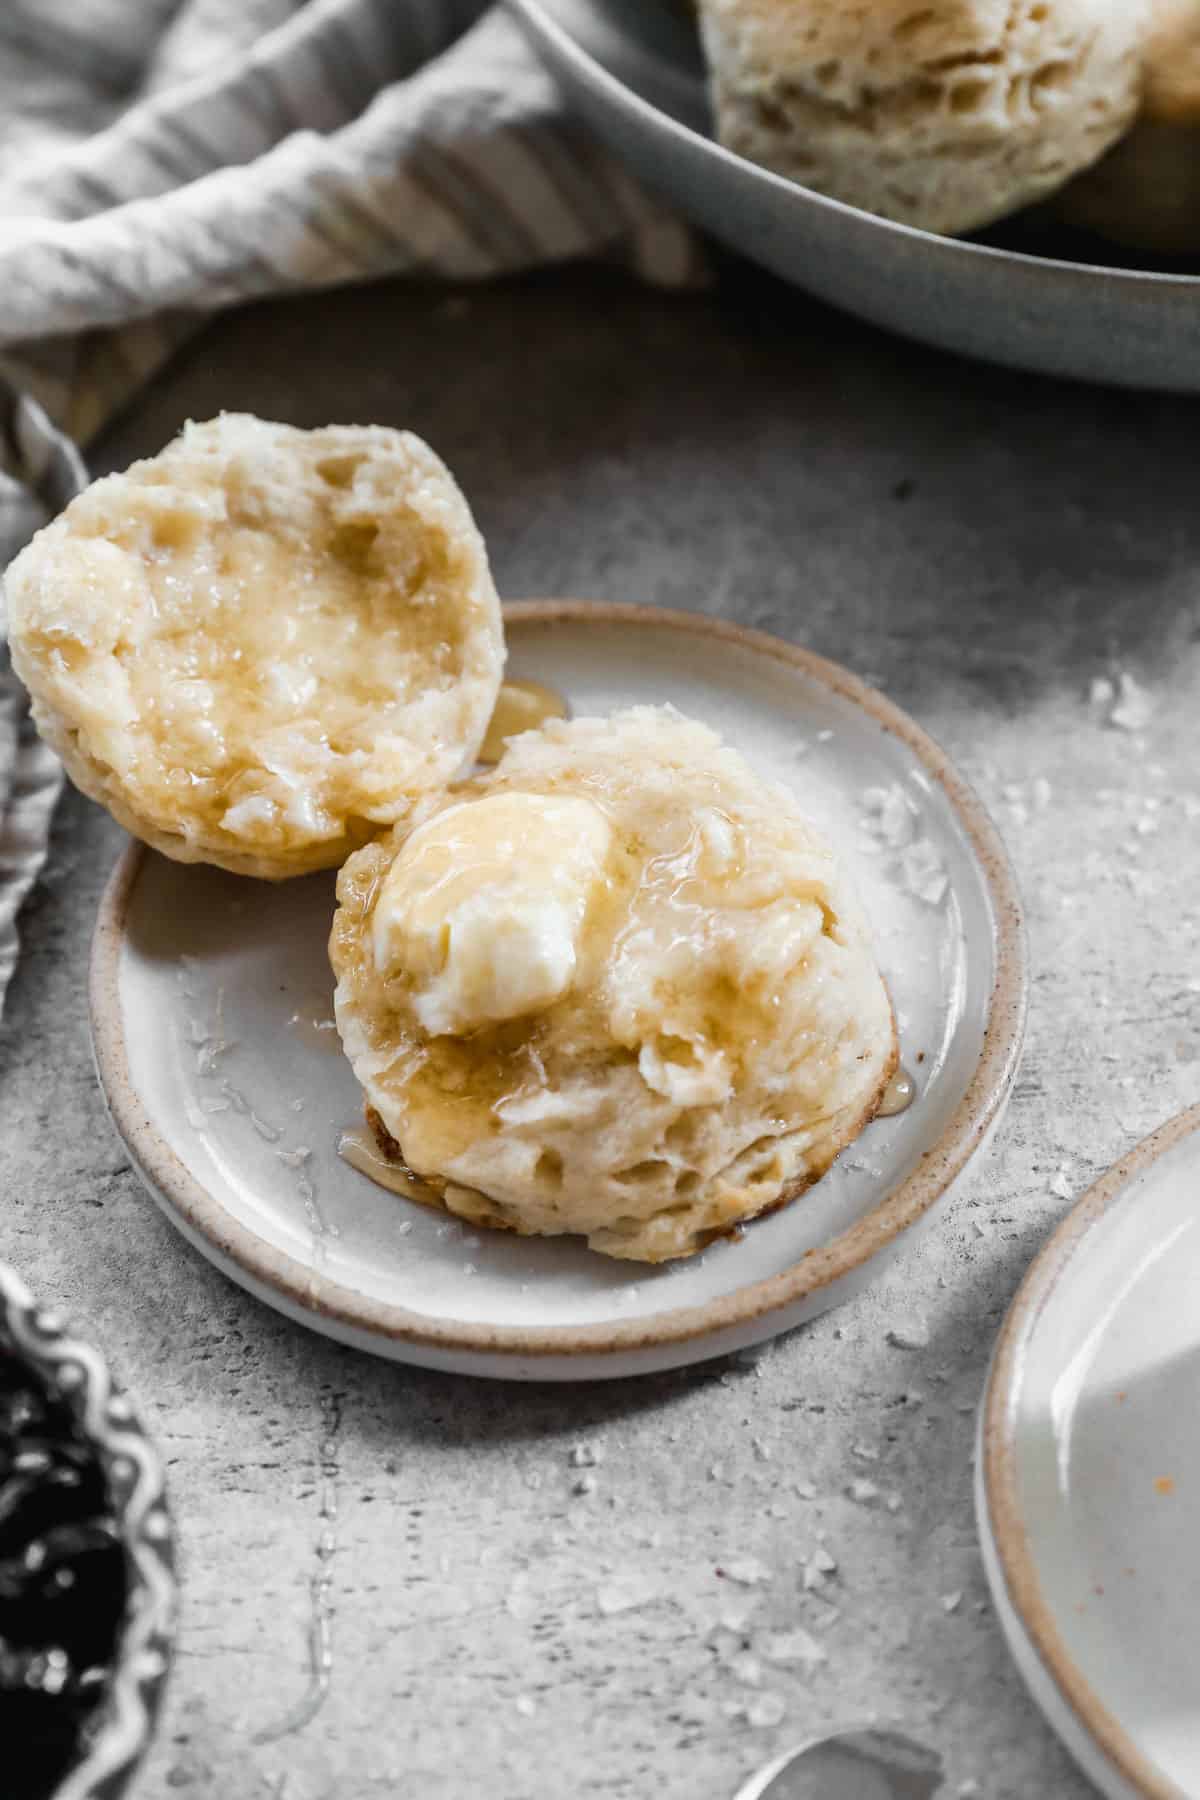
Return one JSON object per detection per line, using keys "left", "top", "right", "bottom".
{"left": 979, "top": 1103, "right": 1200, "bottom": 1800}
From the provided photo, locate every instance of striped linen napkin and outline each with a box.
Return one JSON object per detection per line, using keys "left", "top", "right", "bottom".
{"left": 0, "top": 0, "right": 699, "bottom": 1015}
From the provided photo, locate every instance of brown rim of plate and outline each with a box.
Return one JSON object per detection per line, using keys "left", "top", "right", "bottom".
{"left": 89, "top": 600, "right": 1028, "bottom": 1363}
{"left": 981, "top": 1103, "right": 1200, "bottom": 1800}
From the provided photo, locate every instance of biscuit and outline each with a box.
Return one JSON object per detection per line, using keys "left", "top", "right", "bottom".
{"left": 330, "top": 706, "right": 897, "bottom": 1263}
{"left": 6, "top": 414, "right": 504, "bottom": 878}
{"left": 1056, "top": 0, "right": 1200, "bottom": 254}
{"left": 698, "top": 0, "right": 1145, "bottom": 235}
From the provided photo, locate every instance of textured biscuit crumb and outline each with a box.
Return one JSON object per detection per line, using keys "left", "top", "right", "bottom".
{"left": 698, "top": 0, "right": 1146, "bottom": 234}
{"left": 333, "top": 707, "right": 896, "bottom": 1262}
{"left": 6, "top": 413, "right": 504, "bottom": 878}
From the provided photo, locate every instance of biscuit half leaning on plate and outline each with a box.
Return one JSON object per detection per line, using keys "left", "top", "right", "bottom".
{"left": 5, "top": 414, "right": 504, "bottom": 879}
{"left": 330, "top": 705, "right": 897, "bottom": 1264}
{"left": 696, "top": 0, "right": 1146, "bottom": 236}
{"left": 1055, "top": 0, "right": 1200, "bottom": 255}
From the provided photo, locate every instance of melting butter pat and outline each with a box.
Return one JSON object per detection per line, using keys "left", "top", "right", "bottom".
{"left": 372, "top": 791, "right": 611, "bottom": 1035}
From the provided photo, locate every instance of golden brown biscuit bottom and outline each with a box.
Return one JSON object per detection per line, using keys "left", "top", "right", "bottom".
{"left": 362, "top": 1022, "right": 899, "bottom": 1263}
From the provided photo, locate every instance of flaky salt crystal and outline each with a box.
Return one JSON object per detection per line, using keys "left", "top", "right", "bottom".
{"left": 729, "top": 1652, "right": 763, "bottom": 1687}
{"left": 1109, "top": 671, "right": 1156, "bottom": 733}
{"left": 596, "top": 1574, "right": 660, "bottom": 1615}
{"left": 505, "top": 1578, "right": 536, "bottom": 1621}
{"left": 722, "top": 1556, "right": 772, "bottom": 1587}
{"left": 860, "top": 784, "right": 917, "bottom": 848}
{"left": 897, "top": 839, "right": 948, "bottom": 906}
{"left": 758, "top": 1627, "right": 827, "bottom": 1670}
{"left": 717, "top": 1597, "right": 760, "bottom": 1634}
{"left": 745, "top": 1692, "right": 787, "bottom": 1728}
{"left": 887, "top": 1320, "right": 930, "bottom": 1350}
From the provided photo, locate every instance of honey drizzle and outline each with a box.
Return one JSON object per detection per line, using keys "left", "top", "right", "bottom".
{"left": 477, "top": 678, "right": 568, "bottom": 764}
{"left": 877, "top": 1067, "right": 916, "bottom": 1118}
{"left": 337, "top": 1124, "right": 433, "bottom": 1204}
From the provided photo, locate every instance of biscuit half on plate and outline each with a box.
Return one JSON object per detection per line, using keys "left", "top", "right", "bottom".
{"left": 5, "top": 414, "right": 504, "bottom": 879}
{"left": 330, "top": 705, "right": 897, "bottom": 1263}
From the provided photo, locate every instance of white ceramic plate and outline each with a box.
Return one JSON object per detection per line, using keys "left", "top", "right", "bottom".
{"left": 90, "top": 604, "right": 1025, "bottom": 1380}
{"left": 978, "top": 1105, "right": 1200, "bottom": 1800}
{"left": 508, "top": 0, "right": 1200, "bottom": 391}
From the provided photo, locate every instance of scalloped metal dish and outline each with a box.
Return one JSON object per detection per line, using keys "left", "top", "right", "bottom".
{"left": 89, "top": 603, "right": 1026, "bottom": 1381}
{"left": 508, "top": 0, "right": 1200, "bottom": 391}
{"left": 0, "top": 1263, "right": 176, "bottom": 1800}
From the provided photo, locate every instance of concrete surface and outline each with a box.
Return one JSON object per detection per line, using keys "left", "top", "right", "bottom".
{"left": 3, "top": 263, "right": 1200, "bottom": 1800}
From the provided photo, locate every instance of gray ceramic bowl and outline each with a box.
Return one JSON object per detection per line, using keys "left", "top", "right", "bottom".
{"left": 0, "top": 1263, "right": 175, "bottom": 1800}
{"left": 508, "top": 0, "right": 1200, "bottom": 390}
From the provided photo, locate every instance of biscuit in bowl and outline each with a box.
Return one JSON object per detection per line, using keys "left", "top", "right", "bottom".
{"left": 5, "top": 414, "right": 504, "bottom": 878}
{"left": 330, "top": 706, "right": 897, "bottom": 1263}
{"left": 1056, "top": 0, "right": 1200, "bottom": 255}
{"left": 697, "top": 0, "right": 1146, "bottom": 236}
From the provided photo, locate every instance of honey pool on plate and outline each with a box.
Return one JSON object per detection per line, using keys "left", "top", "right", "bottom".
{"left": 477, "top": 678, "right": 568, "bottom": 764}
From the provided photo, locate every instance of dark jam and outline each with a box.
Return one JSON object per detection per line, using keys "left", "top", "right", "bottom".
{"left": 0, "top": 1349, "right": 128, "bottom": 1799}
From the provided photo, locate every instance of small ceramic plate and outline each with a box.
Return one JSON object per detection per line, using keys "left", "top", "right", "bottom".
{"left": 90, "top": 603, "right": 1025, "bottom": 1380}
{"left": 510, "top": 0, "right": 1200, "bottom": 391}
{"left": 978, "top": 1105, "right": 1200, "bottom": 1800}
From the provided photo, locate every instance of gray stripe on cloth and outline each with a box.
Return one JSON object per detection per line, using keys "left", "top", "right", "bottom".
{"left": 0, "top": 10, "right": 146, "bottom": 99}
{"left": 300, "top": 172, "right": 420, "bottom": 267}
{"left": 505, "top": 115, "right": 624, "bottom": 250}
{"left": 305, "top": 25, "right": 374, "bottom": 121}
{"left": 0, "top": 709, "right": 64, "bottom": 1015}
{"left": 0, "top": 392, "right": 88, "bottom": 1015}
{"left": 406, "top": 138, "right": 544, "bottom": 267}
